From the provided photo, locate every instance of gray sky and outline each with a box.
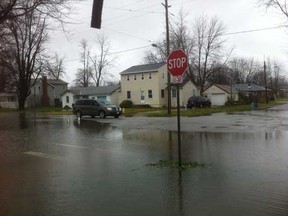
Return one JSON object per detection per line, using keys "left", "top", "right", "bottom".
{"left": 47, "top": 0, "right": 288, "bottom": 85}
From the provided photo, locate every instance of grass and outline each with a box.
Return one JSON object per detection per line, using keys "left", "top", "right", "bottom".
{"left": 1, "top": 99, "right": 287, "bottom": 117}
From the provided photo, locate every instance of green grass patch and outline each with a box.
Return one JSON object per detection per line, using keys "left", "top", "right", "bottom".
{"left": 146, "top": 159, "right": 206, "bottom": 170}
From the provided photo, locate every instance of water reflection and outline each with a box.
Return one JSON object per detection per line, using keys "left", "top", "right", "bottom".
{"left": 0, "top": 113, "right": 288, "bottom": 215}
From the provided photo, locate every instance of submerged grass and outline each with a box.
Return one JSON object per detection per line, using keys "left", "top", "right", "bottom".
{"left": 146, "top": 159, "right": 206, "bottom": 170}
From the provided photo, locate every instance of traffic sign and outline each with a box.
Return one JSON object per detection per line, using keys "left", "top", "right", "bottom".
{"left": 167, "top": 49, "right": 188, "bottom": 77}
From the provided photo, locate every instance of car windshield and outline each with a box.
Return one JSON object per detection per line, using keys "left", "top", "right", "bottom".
{"left": 98, "top": 100, "right": 112, "bottom": 105}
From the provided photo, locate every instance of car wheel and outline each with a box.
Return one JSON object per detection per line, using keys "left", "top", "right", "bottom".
{"left": 76, "top": 110, "right": 82, "bottom": 118}
{"left": 99, "top": 110, "right": 106, "bottom": 119}
{"left": 91, "top": 115, "right": 95, "bottom": 118}
{"left": 114, "top": 115, "right": 119, "bottom": 118}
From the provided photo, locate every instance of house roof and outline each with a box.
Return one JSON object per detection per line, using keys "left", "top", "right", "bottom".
{"left": 65, "top": 85, "right": 121, "bottom": 96}
{"left": 120, "top": 62, "right": 166, "bottom": 75}
{"left": 213, "top": 84, "right": 238, "bottom": 94}
{"left": 233, "top": 84, "right": 267, "bottom": 92}
{"left": 47, "top": 79, "right": 68, "bottom": 85}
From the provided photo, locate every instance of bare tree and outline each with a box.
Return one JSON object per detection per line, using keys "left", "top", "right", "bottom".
{"left": 0, "top": 0, "right": 73, "bottom": 25}
{"left": 74, "top": 39, "right": 92, "bottom": 87}
{"left": 44, "top": 53, "right": 65, "bottom": 80}
{"left": 0, "top": 5, "right": 47, "bottom": 109}
{"left": 143, "top": 11, "right": 193, "bottom": 64}
{"left": 190, "top": 15, "right": 230, "bottom": 94}
{"left": 229, "top": 57, "right": 262, "bottom": 84}
{"left": 90, "top": 34, "right": 114, "bottom": 86}
{"left": 259, "top": 0, "right": 288, "bottom": 20}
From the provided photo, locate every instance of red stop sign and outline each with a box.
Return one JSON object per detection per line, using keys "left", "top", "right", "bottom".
{"left": 167, "top": 49, "right": 188, "bottom": 76}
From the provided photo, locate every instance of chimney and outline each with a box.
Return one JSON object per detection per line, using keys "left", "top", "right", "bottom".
{"left": 41, "top": 76, "right": 50, "bottom": 107}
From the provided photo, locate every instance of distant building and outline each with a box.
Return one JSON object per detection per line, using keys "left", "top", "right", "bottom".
{"left": 203, "top": 84, "right": 239, "bottom": 106}
{"left": 233, "top": 84, "right": 272, "bottom": 101}
{"left": 29, "top": 76, "right": 68, "bottom": 107}
{"left": 61, "top": 85, "right": 121, "bottom": 108}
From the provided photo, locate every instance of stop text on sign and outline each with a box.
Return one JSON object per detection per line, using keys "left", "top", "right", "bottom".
{"left": 168, "top": 57, "right": 187, "bottom": 70}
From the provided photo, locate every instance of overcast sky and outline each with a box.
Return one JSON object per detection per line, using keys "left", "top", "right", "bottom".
{"left": 47, "top": 0, "right": 288, "bottom": 85}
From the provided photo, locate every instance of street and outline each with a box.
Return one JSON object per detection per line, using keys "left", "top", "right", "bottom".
{"left": 0, "top": 106, "right": 288, "bottom": 216}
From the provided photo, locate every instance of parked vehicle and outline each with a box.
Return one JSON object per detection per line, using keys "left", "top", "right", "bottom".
{"left": 73, "top": 99, "right": 121, "bottom": 118}
{"left": 187, "top": 96, "right": 211, "bottom": 108}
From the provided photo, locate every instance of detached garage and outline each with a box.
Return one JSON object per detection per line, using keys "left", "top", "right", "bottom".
{"left": 203, "top": 84, "right": 238, "bottom": 106}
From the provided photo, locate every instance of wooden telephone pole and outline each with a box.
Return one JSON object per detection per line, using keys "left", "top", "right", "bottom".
{"left": 162, "top": 0, "right": 171, "bottom": 115}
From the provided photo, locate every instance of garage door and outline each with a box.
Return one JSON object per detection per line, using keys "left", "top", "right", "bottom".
{"left": 211, "top": 94, "right": 226, "bottom": 106}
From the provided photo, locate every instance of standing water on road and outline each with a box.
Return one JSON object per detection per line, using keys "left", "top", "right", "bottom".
{"left": 0, "top": 112, "right": 288, "bottom": 216}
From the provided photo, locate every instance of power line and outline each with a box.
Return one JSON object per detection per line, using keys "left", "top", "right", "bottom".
{"left": 224, "top": 25, "right": 286, "bottom": 36}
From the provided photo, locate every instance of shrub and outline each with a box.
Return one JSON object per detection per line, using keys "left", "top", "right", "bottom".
{"left": 120, "top": 100, "right": 133, "bottom": 108}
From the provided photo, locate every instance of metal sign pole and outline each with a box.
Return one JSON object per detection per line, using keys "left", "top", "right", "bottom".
{"left": 176, "top": 82, "right": 182, "bottom": 168}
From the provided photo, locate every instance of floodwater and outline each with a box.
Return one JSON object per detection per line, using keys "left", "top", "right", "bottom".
{"left": 1, "top": 112, "right": 288, "bottom": 216}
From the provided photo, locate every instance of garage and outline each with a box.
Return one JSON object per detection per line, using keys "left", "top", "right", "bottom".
{"left": 211, "top": 93, "right": 226, "bottom": 106}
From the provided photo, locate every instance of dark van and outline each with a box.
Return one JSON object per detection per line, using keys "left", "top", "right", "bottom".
{"left": 73, "top": 99, "right": 122, "bottom": 118}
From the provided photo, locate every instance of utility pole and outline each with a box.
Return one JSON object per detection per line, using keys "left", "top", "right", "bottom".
{"left": 162, "top": 0, "right": 171, "bottom": 115}
{"left": 264, "top": 60, "right": 268, "bottom": 104}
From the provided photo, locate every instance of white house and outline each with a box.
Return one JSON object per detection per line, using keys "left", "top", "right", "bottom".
{"left": 120, "top": 62, "right": 198, "bottom": 107}
{"left": 61, "top": 85, "right": 121, "bottom": 108}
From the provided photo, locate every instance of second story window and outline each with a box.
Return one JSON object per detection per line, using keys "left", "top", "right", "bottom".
{"left": 127, "top": 75, "right": 130, "bottom": 81}
{"left": 134, "top": 74, "right": 137, "bottom": 80}
{"left": 149, "top": 73, "right": 152, "bottom": 79}
{"left": 141, "top": 74, "right": 144, "bottom": 80}
{"left": 66, "top": 96, "right": 69, "bottom": 103}
{"left": 162, "top": 73, "right": 165, "bottom": 79}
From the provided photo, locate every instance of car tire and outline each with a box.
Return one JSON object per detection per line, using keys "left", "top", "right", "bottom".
{"left": 76, "top": 110, "right": 82, "bottom": 118}
{"left": 114, "top": 115, "right": 119, "bottom": 118}
{"left": 99, "top": 110, "right": 106, "bottom": 119}
{"left": 91, "top": 115, "right": 95, "bottom": 118}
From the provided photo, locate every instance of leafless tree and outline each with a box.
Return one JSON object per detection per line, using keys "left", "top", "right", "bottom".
{"left": 190, "top": 15, "right": 230, "bottom": 94}
{"left": 44, "top": 53, "right": 66, "bottom": 80}
{"left": 0, "top": 0, "right": 73, "bottom": 25}
{"left": 74, "top": 39, "right": 93, "bottom": 87}
{"left": 229, "top": 57, "right": 262, "bottom": 84}
{"left": 143, "top": 11, "right": 194, "bottom": 64}
{"left": 0, "top": 5, "right": 47, "bottom": 109}
{"left": 90, "top": 34, "right": 114, "bottom": 86}
{"left": 259, "top": 0, "right": 288, "bottom": 21}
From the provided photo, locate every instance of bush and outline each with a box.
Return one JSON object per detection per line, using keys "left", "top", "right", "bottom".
{"left": 132, "top": 104, "right": 151, "bottom": 108}
{"left": 120, "top": 100, "right": 133, "bottom": 108}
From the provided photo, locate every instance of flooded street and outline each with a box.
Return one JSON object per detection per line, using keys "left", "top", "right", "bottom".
{"left": 1, "top": 110, "right": 288, "bottom": 216}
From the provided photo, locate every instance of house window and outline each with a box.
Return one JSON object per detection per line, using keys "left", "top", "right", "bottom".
{"left": 193, "top": 89, "right": 196, "bottom": 96}
{"left": 172, "top": 89, "right": 177, "bottom": 98}
{"left": 161, "top": 89, "right": 165, "bottom": 98}
{"left": 149, "top": 73, "right": 152, "bottom": 79}
{"left": 134, "top": 74, "right": 137, "bottom": 80}
{"left": 127, "top": 91, "right": 131, "bottom": 99}
{"left": 141, "top": 74, "right": 144, "bottom": 80}
{"left": 141, "top": 91, "right": 145, "bottom": 101}
{"left": 127, "top": 75, "right": 130, "bottom": 81}
{"left": 66, "top": 96, "right": 69, "bottom": 103}
{"left": 148, "top": 90, "right": 153, "bottom": 98}
{"left": 97, "top": 96, "right": 107, "bottom": 100}
{"left": 162, "top": 73, "right": 165, "bottom": 79}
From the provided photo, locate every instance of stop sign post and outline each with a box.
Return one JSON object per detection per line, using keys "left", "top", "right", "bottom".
{"left": 167, "top": 49, "right": 188, "bottom": 168}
